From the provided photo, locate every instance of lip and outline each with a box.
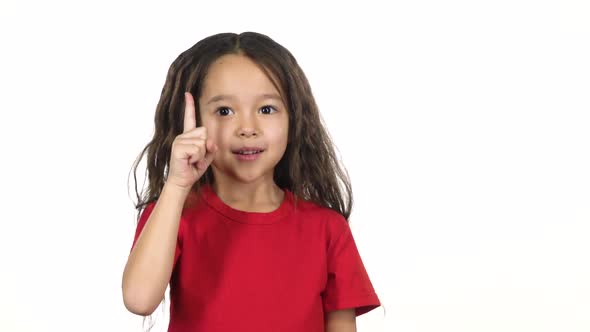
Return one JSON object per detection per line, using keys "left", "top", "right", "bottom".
{"left": 234, "top": 149, "right": 263, "bottom": 161}
{"left": 232, "top": 146, "right": 265, "bottom": 162}
{"left": 232, "top": 146, "right": 265, "bottom": 153}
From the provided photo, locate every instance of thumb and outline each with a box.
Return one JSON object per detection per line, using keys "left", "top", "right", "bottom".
{"left": 196, "top": 142, "right": 217, "bottom": 171}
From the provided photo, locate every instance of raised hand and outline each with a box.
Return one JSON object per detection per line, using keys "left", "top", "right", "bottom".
{"left": 166, "top": 92, "right": 217, "bottom": 190}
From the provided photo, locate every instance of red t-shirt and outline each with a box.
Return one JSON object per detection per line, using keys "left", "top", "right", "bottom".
{"left": 130, "top": 184, "right": 380, "bottom": 331}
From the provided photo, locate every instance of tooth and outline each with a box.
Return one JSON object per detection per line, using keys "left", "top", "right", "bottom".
{"left": 237, "top": 150, "right": 261, "bottom": 155}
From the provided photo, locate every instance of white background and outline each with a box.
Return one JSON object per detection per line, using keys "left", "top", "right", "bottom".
{"left": 1, "top": 0, "right": 589, "bottom": 331}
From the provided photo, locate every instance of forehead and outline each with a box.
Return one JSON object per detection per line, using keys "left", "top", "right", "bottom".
{"left": 200, "top": 54, "right": 282, "bottom": 102}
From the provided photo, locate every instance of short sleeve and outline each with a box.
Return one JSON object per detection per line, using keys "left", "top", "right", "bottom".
{"left": 130, "top": 201, "right": 182, "bottom": 268}
{"left": 322, "top": 216, "right": 381, "bottom": 316}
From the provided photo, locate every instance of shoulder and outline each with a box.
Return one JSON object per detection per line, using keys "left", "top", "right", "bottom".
{"left": 291, "top": 196, "right": 349, "bottom": 236}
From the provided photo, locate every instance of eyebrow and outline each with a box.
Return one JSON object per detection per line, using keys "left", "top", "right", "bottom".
{"left": 206, "top": 93, "right": 283, "bottom": 105}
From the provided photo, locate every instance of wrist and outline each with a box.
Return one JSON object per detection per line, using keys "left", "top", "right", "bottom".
{"left": 162, "top": 181, "right": 192, "bottom": 198}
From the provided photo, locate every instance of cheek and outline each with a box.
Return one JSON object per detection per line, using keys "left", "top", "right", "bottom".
{"left": 201, "top": 118, "right": 221, "bottom": 140}
{"left": 277, "top": 119, "right": 289, "bottom": 142}
{"left": 279, "top": 126, "right": 289, "bottom": 141}
{"left": 264, "top": 124, "right": 287, "bottom": 143}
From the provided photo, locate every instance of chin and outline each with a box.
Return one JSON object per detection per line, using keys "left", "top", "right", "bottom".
{"left": 213, "top": 158, "right": 278, "bottom": 182}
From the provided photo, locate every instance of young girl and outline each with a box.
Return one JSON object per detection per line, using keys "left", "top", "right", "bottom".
{"left": 122, "top": 32, "right": 381, "bottom": 332}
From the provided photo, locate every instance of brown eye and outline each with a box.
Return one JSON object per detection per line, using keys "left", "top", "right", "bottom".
{"left": 260, "top": 105, "right": 277, "bottom": 114}
{"left": 215, "top": 107, "right": 233, "bottom": 116}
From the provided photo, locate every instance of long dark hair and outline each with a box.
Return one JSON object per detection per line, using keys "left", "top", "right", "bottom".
{"left": 130, "top": 31, "right": 353, "bottom": 219}
{"left": 127, "top": 31, "right": 354, "bottom": 328}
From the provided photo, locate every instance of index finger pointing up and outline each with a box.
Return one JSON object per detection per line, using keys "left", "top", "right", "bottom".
{"left": 183, "top": 92, "right": 197, "bottom": 133}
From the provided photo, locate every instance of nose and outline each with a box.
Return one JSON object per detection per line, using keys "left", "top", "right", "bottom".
{"left": 237, "top": 113, "right": 259, "bottom": 137}
{"left": 239, "top": 127, "right": 258, "bottom": 137}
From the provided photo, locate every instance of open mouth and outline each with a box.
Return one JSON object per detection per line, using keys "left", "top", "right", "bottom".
{"left": 234, "top": 150, "right": 263, "bottom": 155}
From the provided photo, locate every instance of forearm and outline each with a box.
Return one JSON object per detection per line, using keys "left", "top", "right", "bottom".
{"left": 122, "top": 183, "right": 189, "bottom": 315}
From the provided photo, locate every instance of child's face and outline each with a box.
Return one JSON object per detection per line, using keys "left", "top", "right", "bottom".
{"left": 198, "top": 54, "right": 289, "bottom": 184}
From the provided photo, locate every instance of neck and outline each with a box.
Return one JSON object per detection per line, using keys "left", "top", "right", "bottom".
{"left": 209, "top": 170, "right": 284, "bottom": 212}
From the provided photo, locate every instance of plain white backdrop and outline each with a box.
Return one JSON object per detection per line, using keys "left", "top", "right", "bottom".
{"left": 1, "top": 0, "right": 589, "bottom": 331}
